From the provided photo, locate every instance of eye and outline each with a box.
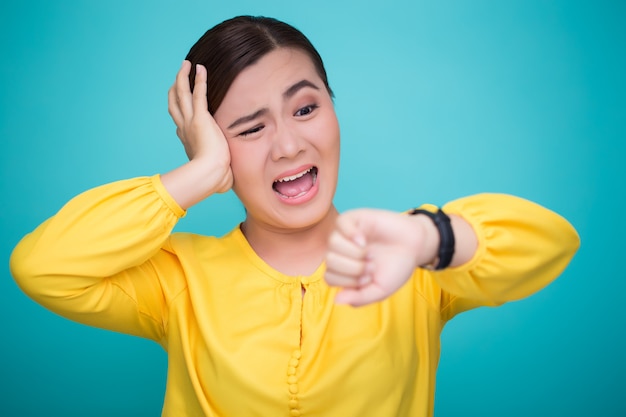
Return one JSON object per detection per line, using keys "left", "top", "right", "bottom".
{"left": 294, "top": 104, "right": 319, "bottom": 117}
{"left": 238, "top": 125, "right": 264, "bottom": 138}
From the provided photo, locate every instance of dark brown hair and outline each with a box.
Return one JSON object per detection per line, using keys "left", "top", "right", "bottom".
{"left": 185, "top": 15, "right": 334, "bottom": 114}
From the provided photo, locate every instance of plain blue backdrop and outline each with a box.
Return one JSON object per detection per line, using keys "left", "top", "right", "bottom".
{"left": 1, "top": 0, "right": 624, "bottom": 416}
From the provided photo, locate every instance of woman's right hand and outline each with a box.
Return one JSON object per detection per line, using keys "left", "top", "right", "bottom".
{"left": 162, "top": 61, "right": 234, "bottom": 209}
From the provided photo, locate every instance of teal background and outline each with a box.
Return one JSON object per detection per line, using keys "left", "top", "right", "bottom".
{"left": 1, "top": 0, "right": 624, "bottom": 415}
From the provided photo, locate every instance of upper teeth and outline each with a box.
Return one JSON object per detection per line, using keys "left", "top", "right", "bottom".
{"left": 276, "top": 167, "right": 312, "bottom": 183}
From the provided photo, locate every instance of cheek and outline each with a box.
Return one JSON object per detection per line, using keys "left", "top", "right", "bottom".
{"left": 313, "top": 113, "right": 340, "bottom": 154}
{"left": 229, "top": 142, "right": 267, "bottom": 187}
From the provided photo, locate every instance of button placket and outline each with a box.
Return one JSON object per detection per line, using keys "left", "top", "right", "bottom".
{"left": 286, "top": 349, "right": 302, "bottom": 414}
{"left": 285, "top": 276, "right": 311, "bottom": 415}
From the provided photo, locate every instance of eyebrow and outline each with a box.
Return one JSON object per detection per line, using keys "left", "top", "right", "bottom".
{"left": 227, "top": 79, "right": 320, "bottom": 130}
{"left": 283, "top": 79, "right": 320, "bottom": 100}
{"left": 227, "top": 108, "right": 268, "bottom": 130}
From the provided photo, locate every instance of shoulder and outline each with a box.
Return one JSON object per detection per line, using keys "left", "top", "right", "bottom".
{"left": 166, "top": 226, "right": 244, "bottom": 260}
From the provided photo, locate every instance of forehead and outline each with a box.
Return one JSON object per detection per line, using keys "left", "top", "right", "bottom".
{"left": 215, "top": 48, "right": 321, "bottom": 118}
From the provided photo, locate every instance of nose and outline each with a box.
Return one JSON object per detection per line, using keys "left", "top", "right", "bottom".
{"left": 270, "top": 122, "right": 305, "bottom": 161}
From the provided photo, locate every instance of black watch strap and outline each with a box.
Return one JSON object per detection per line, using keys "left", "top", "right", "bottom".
{"left": 408, "top": 208, "right": 455, "bottom": 270}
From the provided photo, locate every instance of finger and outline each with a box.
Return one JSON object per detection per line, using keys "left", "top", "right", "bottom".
{"left": 168, "top": 84, "right": 184, "bottom": 128}
{"left": 334, "top": 211, "right": 368, "bottom": 247}
{"left": 334, "top": 285, "right": 387, "bottom": 307}
{"left": 324, "top": 270, "right": 362, "bottom": 289}
{"left": 327, "top": 228, "right": 366, "bottom": 259}
{"left": 325, "top": 251, "right": 367, "bottom": 281}
{"left": 175, "top": 60, "right": 193, "bottom": 120}
{"left": 192, "top": 64, "right": 209, "bottom": 114}
{"left": 327, "top": 212, "right": 369, "bottom": 265}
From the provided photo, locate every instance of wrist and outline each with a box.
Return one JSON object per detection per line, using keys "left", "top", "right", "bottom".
{"left": 408, "top": 206, "right": 456, "bottom": 270}
{"left": 161, "top": 157, "right": 231, "bottom": 210}
{"left": 408, "top": 212, "right": 440, "bottom": 269}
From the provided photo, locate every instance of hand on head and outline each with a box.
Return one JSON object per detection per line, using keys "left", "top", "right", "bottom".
{"left": 167, "top": 60, "right": 233, "bottom": 194}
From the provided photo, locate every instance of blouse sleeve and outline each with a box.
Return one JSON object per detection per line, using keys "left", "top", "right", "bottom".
{"left": 9, "top": 175, "right": 187, "bottom": 343}
{"left": 417, "top": 193, "right": 580, "bottom": 322}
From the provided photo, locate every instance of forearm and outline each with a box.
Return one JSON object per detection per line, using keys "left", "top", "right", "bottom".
{"left": 161, "top": 157, "right": 231, "bottom": 210}
{"left": 449, "top": 214, "right": 478, "bottom": 267}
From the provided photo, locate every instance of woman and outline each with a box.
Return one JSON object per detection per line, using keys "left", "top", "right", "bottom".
{"left": 10, "top": 16, "right": 579, "bottom": 417}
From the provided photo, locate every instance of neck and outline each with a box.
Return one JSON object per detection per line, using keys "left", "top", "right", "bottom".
{"left": 241, "top": 206, "right": 339, "bottom": 276}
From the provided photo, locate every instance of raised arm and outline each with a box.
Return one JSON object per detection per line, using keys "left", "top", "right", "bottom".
{"left": 9, "top": 176, "right": 186, "bottom": 340}
{"left": 324, "top": 193, "right": 580, "bottom": 308}
{"left": 9, "top": 62, "right": 234, "bottom": 339}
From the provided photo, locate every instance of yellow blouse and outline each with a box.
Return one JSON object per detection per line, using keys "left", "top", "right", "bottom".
{"left": 10, "top": 175, "right": 579, "bottom": 417}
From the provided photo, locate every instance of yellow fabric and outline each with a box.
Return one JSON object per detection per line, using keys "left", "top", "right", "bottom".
{"left": 10, "top": 175, "right": 580, "bottom": 417}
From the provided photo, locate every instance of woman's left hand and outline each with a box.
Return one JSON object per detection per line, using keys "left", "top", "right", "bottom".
{"left": 324, "top": 209, "right": 439, "bottom": 307}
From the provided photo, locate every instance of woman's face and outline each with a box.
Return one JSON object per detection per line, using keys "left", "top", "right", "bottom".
{"left": 213, "top": 48, "right": 340, "bottom": 232}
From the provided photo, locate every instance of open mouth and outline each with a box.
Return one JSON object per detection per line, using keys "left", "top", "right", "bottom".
{"left": 272, "top": 166, "right": 318, "bottom": 198}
